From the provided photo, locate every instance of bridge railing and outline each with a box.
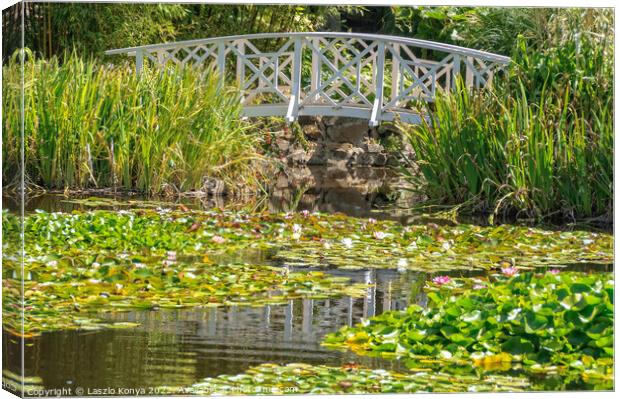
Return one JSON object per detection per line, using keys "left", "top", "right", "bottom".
{"left": 106, "top": 32, "right": 511, "bottom": 126}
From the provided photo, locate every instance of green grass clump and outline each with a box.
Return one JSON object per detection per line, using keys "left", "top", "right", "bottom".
{"left": 400, "top": 10, "right": 613, "bottom": 222}
{"left": 2, "top": 51, "right": 265, "bottom": 195}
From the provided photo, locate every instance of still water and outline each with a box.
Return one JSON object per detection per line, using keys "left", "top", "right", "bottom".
{"left": 1, "top": 166, "right": 612, "bottom": 394}
{"left": 6, "top": 267, "right": 430, "bottom": 392}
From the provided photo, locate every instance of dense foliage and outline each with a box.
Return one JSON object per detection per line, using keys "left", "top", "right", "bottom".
{"left": 2, "top": 53, "right": 264, "bottom": 194}
{"left": 3, "top": 3, "right": 344, "bottom": 61}
{"left": 401, "top": 9, "right": 613, "bottom": 222}
{"left": 323, "top": 272, "right": 614, "bottom": 389}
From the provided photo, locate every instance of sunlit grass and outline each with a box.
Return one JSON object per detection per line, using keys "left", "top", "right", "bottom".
{"left": 400, "top": 11, "right": 613, "bottom": 222}
{"left": 2, "top": 51, "right": 266, "bottom": 195}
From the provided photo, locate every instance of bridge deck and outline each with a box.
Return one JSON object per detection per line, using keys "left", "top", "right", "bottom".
{"left": 106, "top": 32, "right": 510, "bottom": 126}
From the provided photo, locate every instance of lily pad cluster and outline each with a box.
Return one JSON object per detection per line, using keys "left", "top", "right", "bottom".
{"left": 3, "top": 209, "right": 613, "bottom": 270}
{"left": 2, "top": 252, "right": 368, "bottom": 336}
{"left": 323, "top": 271, "right": 614, "bottom": 389}
{"left": 167, "top": 363, "right": 530, "bottom": 395}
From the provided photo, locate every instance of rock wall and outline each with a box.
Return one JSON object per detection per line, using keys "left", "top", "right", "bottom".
{"left": 271, "top": 116, "right": 412, "bottom": 167}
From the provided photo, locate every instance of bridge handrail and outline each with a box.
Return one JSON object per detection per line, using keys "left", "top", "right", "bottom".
{"left": 105, "top": 32, "right": 511, "bottom": 64}
{"left": 106, "top": 32, "right": 510, "bottom": 126}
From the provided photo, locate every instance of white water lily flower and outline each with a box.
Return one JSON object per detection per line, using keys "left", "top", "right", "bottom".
{"left": 397, "top": 258, "right": 408, "bottom": 271}
{"left": 292, "top": 224, "right": 302, "bottom": 234}
{"left": 184, "top": 272, "right": 197, "bottom": 279}
{"left": 583, "top": 239, "right": 594, "bottom": 245}
{"left": 88, "top": 279, "right": 101, "bottom": 284}
{"left": 441, "top": 241, "right": 452, "bottom": 251}
{"left": 373, "top": 231, "right": 386, "bottom": 240}
{"left": 292, "top": 232, "right": 301, "bottom": 240}
{"left": 323, "top": 242, "right": 332, "bottom": 249}
{"left": 341, "top": 238, "right": 353, "bottom": 248}
{"left": 48, "top": 260, "right": 58, "bottom": 267}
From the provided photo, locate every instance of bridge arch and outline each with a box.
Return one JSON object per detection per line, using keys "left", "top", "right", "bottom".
{"left": 106, "top": 32, "right": 510, "bottom": 126}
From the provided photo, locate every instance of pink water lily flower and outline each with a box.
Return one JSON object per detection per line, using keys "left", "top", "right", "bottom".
{"left": 212, "top": 235, "right": 226, "bottom": 244}
{"left": 301, "top": 210, "right": 310, "bottom": 217}
{"left": 432, "top": 275, "right": 451, "bottom": 285}
{"left": 549, "top": 268, "right": 561, "bottom": 275}
{"left": 501, "top": 267, "right": 519, "bottom": 277}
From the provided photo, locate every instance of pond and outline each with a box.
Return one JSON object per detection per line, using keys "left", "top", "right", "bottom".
{"left": 1, "top": 167, "right": 614, "bottom": 395}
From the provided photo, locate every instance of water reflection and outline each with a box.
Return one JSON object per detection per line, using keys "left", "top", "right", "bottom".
{"left": 2, "top": 166, "right": 414, "bottom": 222}
{"left": 3, "top": 268, "right": 430, "bottom": 393}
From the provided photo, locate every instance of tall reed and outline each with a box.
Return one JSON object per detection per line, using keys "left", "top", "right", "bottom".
{"left": 400, "top": 10, "right": 613, "bottom": 222}
{"left": 2, "top": 51, "right": 265, "bottom": 195}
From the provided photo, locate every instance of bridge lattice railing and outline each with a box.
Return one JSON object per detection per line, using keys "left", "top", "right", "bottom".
{"left": 106, "top": 33, "right": 511, "bottom": 126}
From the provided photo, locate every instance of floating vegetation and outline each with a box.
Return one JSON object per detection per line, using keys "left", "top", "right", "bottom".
{"left": 322, "top": 271, "right": 614, "bottom": 389}
{"left": 3, "top": 209, "right": 613, "bottom": 271}
{"left": 59, "top": 196, "right": 181, "bottom": 209}
{"left": 169, "top": 363, "right": 530, "bottom": 395}
{"left": 1, "top": 208, "right": 613, "bottom": 347}
{"left": 2, "top": 254, "right": 368, "bottom": 335}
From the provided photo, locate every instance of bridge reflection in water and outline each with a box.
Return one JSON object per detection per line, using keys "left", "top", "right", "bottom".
{"left": 4, "top": 267, "right": 431, "bottom": 393}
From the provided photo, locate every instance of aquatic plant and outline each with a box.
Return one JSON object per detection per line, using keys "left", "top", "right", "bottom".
{"left": 2, "top": 52, "right": 265, "bottom": 195}
{"left": 322, "top": 272, "right": 614, "bottom": 388}
{"left": 2, "top": 254, "right": 368, "bottom": 336}
{"left": 2, "top": 208, "right": 613, "bottom": 337}
{"left": 169, "top": 363, "right": 530, "bottom": 395}
{"left": 3, "top": 209, "right": 613, "bottom": 271}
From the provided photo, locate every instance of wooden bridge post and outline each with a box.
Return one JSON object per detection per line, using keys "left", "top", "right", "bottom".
{"left": 310, "top": 38, "right": 320, "bottom": 102}
{"left": 286, "top": 37, "right": 303, "bottom": 123}
{"left": 236, "top": 40, "right": 245, "bottom": 103}
{"left": 369, "top": 41, "right": 386, "bottom": 127}
{"left": 236, "top": 40, "right": 245, "bottom": 86}
{"left": 217, "top": 41, "right": 226, "bottom": 89}
{"left": 135, "top": 49, "right": 144, "bottom": 74}
{"left": 391, "top": 43, "right": 400, "bottom": 104}
{"left": 452, "top": 54, "right": 461, "bottom": 89}
{"left": 465, "top": 56, "right": 474, "bottom": 87}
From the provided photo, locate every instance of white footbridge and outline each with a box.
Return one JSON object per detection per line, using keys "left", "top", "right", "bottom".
{"left": 106, "top": 32, "right": 510, "bottom": 126}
